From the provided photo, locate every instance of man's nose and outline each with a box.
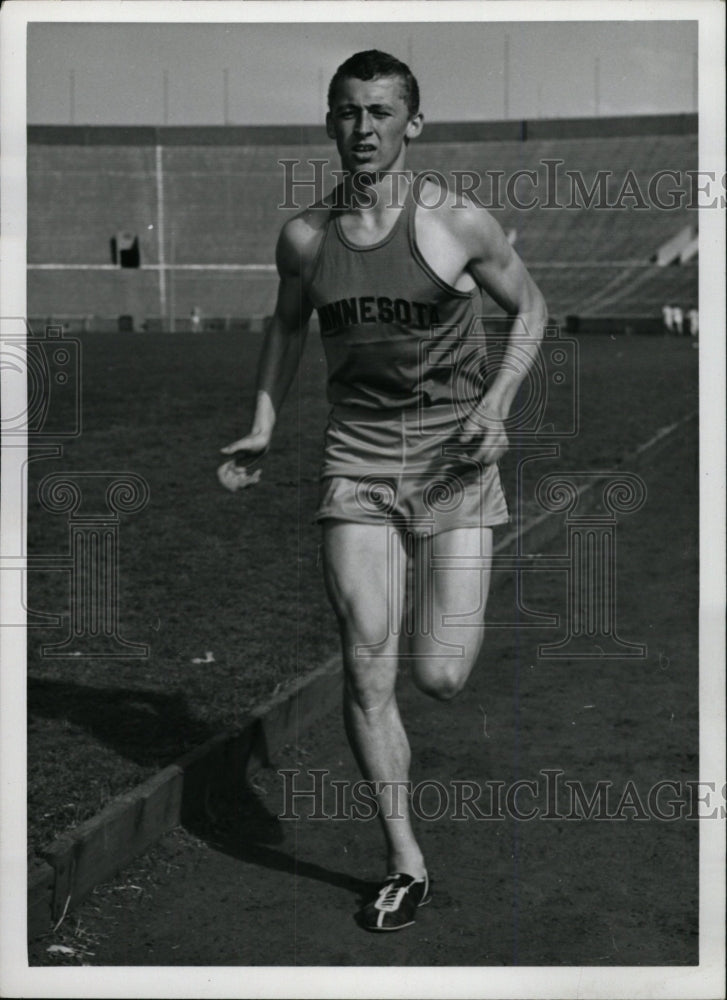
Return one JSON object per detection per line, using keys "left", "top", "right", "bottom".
{"left": 354, "top": 112, "right": 373, "bottom": 135}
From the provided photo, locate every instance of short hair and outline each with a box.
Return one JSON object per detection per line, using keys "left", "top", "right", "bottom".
{"left": 327, "top": 49, "right": 420, "bottom": 117}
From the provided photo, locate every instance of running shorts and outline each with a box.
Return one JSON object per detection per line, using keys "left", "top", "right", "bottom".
{"left": 315, "top": 404, "right": 510, "bottom": 536}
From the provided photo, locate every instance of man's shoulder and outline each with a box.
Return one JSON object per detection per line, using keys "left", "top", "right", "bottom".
{"left": 415, "top": 174, "right": 506, "bottom": 251}
{"left": 416, "top": 175, "right": 494, "bottom": 227}
{"left": 277, "top": 189, "right": 341, "bottom": 267}
{"left": 279, "top": 207, "right": 326, "bottom": 252}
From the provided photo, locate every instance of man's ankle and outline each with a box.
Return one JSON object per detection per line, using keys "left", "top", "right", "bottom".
{"left": 387, "top": 854, "right": 427, "bottom": 880}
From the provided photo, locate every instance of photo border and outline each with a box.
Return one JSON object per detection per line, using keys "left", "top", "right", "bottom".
{"left": 1, "top": 2, "right": 724, "bottom": 997}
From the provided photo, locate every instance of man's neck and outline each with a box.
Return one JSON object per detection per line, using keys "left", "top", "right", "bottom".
{"left": 341, "top": 169, "right": 412, "bottom": 218}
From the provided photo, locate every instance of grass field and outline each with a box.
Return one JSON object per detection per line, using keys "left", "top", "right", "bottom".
{"left": 26, "top": 330, "right": 698, "bottom": 861}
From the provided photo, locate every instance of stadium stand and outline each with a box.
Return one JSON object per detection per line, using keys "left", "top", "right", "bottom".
{"left": 27, "top": 115, "right": 697, "bottom": 332}
{"left": 678, "top": 233, "right": 699, "bottom": 264}
{"left": 652, "top": 224, "right": 697, "bottom": 266}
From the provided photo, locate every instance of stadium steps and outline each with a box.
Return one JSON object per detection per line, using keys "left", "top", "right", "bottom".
{"left": 652, "top": 224, "right": 697, "bottom": 266}
{"left": 28, "top": 128, "right": 697, "bottom": 321}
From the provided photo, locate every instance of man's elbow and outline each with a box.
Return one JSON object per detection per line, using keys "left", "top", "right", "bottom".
{"left": 516, "top": 288, "right": 547, "bottom": 341}
{"left": 533, "top": 289, "right": 548, "bottom": 333}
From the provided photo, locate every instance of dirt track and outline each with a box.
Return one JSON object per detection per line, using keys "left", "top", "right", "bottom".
{"left": 30, "top": 420, "right": 699, "bottom": 968}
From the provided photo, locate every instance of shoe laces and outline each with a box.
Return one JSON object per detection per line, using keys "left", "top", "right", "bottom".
{"left": 375, "top": 879, "right": 409, "bottom": 912}
{"left": 375, "top": 874, "right": 426, "bottom": 912}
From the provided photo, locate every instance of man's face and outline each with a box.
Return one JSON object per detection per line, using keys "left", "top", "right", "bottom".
{"left": 326, "top": 75, "right": 423, "bottom": 175}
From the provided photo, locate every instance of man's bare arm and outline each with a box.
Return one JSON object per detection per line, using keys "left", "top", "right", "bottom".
{"left": 221, "top": 219, "right": 315, "bottom": 458}
{"left": 457, "top": 202, "right": 548, "bottom": 463}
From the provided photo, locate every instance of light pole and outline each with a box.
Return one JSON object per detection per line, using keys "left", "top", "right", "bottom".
{"left": 503, "top": 33, "right": 510, "bottom": 120}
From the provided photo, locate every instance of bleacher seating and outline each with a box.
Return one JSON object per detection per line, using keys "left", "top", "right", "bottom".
{"left": 27, "top": 120, "right": 698, "bottom": 327}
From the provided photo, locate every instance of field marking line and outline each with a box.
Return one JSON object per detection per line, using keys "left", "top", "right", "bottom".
{"left": 251, "top": 408, "right": 698, "bottom": 692}
{"left": 493, "top": 488, "right": 591, "bottom": 555}
{"left": 494, "top": 408, "right": 697, "bottom": 556}
{"left": 155, "top": 144, "right": 167, "bottom": 318}
{"left": 578, "top": 262, "right": 668, "bottom": 316}
{"left": 26, "top": 260, "right": 661, "bottom": 271}
{"left": 528, "top": 260, "right": 659, "bottom": 269}
{"left": 634, "top": 411, "right": 696, "bottom": 455}
{"left": 27, "top": 408, "right": 698, "bottom": 935}
{"left": 29, "top": 263, "right": 119, "bottom": 270}
{"left": 248, "top": 651, "right": 342, "bottom": 719}
{"left": 26, "top": 263, "right": 278, "bottom": 271}
{"left": 576, "top": 265, "right": 640, "bottom": 315}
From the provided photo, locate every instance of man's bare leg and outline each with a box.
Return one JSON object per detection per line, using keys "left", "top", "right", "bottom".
{"left": 408, "top": 526, "right": 494, "bottom": 699}
{"left": 322, "top": 520, "right": 426, "bottom": 878}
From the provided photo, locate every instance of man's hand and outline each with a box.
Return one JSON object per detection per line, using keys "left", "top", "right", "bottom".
{"left": 220, "top": 430, "right": 271, "bottom": 460}
{"left": 218, "top": 432, "right": 270, "bottom": 492}
{"left": 459, "top": 398, "right": 510, "bottom": 465}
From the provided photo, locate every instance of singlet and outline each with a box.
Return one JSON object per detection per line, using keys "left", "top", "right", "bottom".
{"left": 307, "top": 180, "right": 484, "bottom": 411}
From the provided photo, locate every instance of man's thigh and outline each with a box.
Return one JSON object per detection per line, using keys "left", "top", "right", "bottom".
{"left": 321, "top": 520, "right": 407, "bottom": 653}
{"left": 407, "top": 526, "right": 494, "bottom": 662}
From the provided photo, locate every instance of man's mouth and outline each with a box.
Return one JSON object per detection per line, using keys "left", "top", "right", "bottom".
{"left": 352, "top": 144, "right": 376, "bottom": 153}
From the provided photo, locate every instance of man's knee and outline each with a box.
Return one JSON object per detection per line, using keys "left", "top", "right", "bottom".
{"left": 412, "top": 659, "right": 471, "bottom": 702}
{"left": 344, "top": 652, "right": 398, "bottom": 712}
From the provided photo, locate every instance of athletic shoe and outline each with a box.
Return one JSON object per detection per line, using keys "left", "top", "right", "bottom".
{"left": 359, "top": 872, "right": 431, "bottom": 932}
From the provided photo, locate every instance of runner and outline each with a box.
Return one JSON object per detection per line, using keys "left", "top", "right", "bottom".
{"left": 221, "top": 49, "right": 547, "bottom": 931}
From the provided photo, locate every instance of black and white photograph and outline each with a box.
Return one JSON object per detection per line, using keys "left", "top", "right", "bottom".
{"left": 1, "top": 2, "right": 724, "bottom": 997}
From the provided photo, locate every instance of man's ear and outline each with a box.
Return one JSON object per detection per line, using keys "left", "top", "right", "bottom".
{"left": 325, "top": 112, "right": 336, "bottom": 140}
{"left": 406, "top": 113, "right": 424, "bottom": 141}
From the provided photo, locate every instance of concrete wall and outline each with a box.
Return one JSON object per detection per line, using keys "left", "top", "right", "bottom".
{"left": 28, "top": 113, "right": 697, "bottom": 147}
{"left": 27, "top": 115, "right": 698, "bottom": 326}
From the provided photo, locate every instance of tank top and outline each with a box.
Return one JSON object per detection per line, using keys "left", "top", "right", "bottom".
{"left": 307, "top": 180, "right": 484, "bottom": 411}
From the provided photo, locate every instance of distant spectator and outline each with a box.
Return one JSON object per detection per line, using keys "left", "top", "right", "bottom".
{"left": 190, "top": 306, "right": 203, "bottom": 333}
{"left": 672, "top": 305, "right": 684, "bottom": 336}
{"left": 687, "top": 306, "right": 699, "bottom": 337}
{"left": 662, "top": 303, "right": 674, "bottom": 334}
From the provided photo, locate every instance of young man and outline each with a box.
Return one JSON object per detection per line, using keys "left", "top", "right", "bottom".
{"left": 221, "top": 50, "right": 547, "bottom": 931}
